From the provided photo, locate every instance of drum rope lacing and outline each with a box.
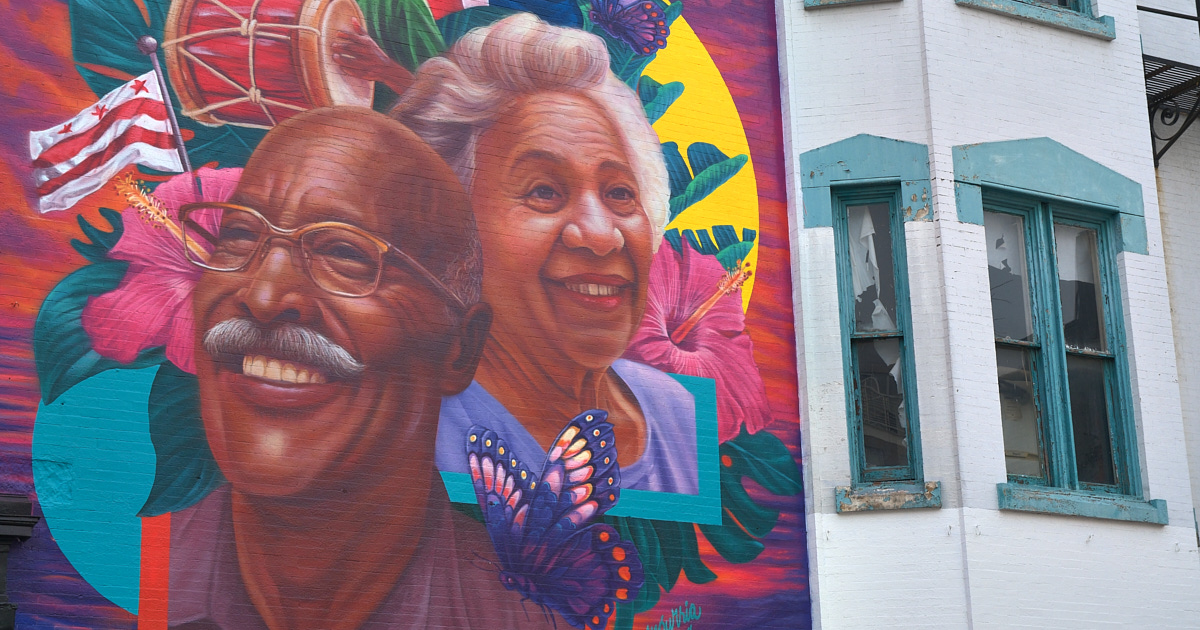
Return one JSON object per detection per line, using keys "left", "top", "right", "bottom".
{"left": 163, "top": 0, "right": 321, "bottom": 128}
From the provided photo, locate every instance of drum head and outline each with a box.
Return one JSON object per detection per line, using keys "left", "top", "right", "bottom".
{"left": 298, "top": 0, "right": 375, "bottom": 110}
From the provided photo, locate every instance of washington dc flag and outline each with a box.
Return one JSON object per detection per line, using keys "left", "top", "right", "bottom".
{"left": 29, "top": 71, "right": 184, "bottom": 213}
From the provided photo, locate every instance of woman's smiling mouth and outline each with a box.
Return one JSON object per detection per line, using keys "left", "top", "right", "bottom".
{"left": 548, "top": 273, "right": 631, "bottom": 310}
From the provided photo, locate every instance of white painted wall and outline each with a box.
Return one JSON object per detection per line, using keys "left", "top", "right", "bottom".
{"left": 1157, "top": 125, "right": 1200, "bottom": 533}
{"left": 777, "top": 0, "right": 1200, "bottom": 624}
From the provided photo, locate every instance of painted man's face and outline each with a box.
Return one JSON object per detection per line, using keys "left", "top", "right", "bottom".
{"left": 191, "top": 145, "right": 460, "bottom": 497}
{"left": 470, "top": 92, "right": 655, "bottom": 370}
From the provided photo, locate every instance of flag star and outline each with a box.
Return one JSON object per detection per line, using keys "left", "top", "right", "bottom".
{"left": 58, "top": 123, "right": 73, "bottom": 134}
{"left": 92, "top": 105, "right": 108, "bottom": 118}
{"left": 130, "top": 79, "right": 149, "bottom": 95}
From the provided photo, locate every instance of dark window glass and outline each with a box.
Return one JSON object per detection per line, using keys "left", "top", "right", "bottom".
{"left": 1067, "top": 355, "right": 1116, "bottom": 485}
{"left": 856, "top": 338, "right": 909, "bottom": 468}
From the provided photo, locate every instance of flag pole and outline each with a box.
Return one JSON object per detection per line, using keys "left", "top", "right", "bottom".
{"left": 136, "top": 36, "right": 198, "bottom": 195}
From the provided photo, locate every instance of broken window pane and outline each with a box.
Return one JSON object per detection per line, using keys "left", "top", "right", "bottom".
{"left": 1054, "top": 224, "right": 1106, "bottom": 353}
{"left": 985, "top": 212, "right": 1034, "bottom": 343}
{"left": 856, "top": 337, "right": 909, "bottom": 468}
{"left": 847, "top": 203, "right": 898, "bottom": 332}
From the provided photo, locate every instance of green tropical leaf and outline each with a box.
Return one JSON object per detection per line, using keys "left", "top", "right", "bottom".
{"left": 34, "top": 211, "right": 168, "bottom": 404}
{"left": 359, "top": 0, "right": 445, "bottom": 72}
{"left": 139, "top": 363, "right": 226, "bottom": 516}
{"left": 437, "top": 6, "right": 519, "bottom": 47}
{"left": 661, "top": 142, "right": 691, "bottom": 199}
{"left": 679, "top": 524, "right": 716, "bottom": 584}
{"left": 722, "top": 469, "right": 780, "bottom": 538}
{"left": 716, "top": 240, "right": 755, "bottom": 271}
{"left": 698, "top": 509, "right": 764, "bottom": 564}
{"left": 668, "top": 148, "right": 748, "bottom": 221}
{"left": 70, "top": 0, "right": 267, "bottom": 168}
{"left": 638, "top": 75, "right": 684, "bottom": 124}
{"left": 723, "top": 427, "right": 804, "bottom": 497}
{"left": 71, "top": 207, "right": 123, "bottom": 263}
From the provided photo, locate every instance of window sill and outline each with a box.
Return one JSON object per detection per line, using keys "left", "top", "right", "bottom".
{"left": 836, "top": 481, "right": 941, "bottom": 513}
{"left": 997, "top": 483, "right": 1167, "bottom": 524}
{"left": 953, "top": 0, "right": 1115, "bottom": 40}
{"left": 804, "top": 0, "right": 900, "bottom": 9}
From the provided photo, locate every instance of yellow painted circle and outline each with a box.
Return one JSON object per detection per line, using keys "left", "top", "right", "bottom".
{"left": 645, "top": 15, "right": 759, "bottom": 309}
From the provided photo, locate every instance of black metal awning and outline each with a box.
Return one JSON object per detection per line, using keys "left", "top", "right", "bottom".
{"left": 1140, "top": 5, "right": 1200, "bottom": 164}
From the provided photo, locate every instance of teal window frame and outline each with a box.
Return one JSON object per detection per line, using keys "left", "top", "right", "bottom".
{"left": 832, "top": 185, "right": 924, "bottom": 485}
{"left": 953, "top": 0, "right": 1115, "bottom": 40}
{"left": 985, "top": 191, "right": 1139, "bottom": 496}
{"left": 954, "top": 138, "right": 1164, "bottom": 524}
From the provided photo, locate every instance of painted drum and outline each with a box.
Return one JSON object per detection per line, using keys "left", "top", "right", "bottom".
{"left": 163, "top": 0, "right": 374, "bottom": 129}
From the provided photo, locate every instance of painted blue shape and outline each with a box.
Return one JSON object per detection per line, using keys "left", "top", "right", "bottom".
{"left": 443, "top": 373, "right": 722, "bottom": 524}
{"left": 32, "top": 366, "right": 160, "bottom": 614}
{"left": 952, "top": 138, "right": 1147, "bottom": 253}
{"left": 798, "top": 134, "right": 931, "bottom": 227}
{"left": 953, "top": 0, "right": 1114, "bottom": 40}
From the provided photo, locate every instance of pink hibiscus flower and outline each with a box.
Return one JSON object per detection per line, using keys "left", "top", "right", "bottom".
{"left": 82, "top": 167, "right": 242, "bottom": 374}
{"left": 623, "top": 242, "right": 772, "bottom": 443}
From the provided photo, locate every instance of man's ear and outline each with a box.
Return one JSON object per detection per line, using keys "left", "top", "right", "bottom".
{"left": 439, "top": 302, "right": 493, "bottom": 396}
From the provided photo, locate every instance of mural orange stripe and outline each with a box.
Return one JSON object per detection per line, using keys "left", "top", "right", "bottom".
{"left": 138, "top": 513, "right": 171, "bottom": 630}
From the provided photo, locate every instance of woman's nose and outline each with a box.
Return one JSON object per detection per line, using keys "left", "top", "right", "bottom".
{"left": 237, "top": 243, "right": 313, "bottom": 323}
{"left": 561, "top": 192, "right": 625, "bottom": 256}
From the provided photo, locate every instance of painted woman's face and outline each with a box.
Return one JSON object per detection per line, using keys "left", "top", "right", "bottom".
{"left": 471, "top": 92, "right": 654, "bottom": 370}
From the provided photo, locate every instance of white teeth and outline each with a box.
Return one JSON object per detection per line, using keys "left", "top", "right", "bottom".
{"left": 564, "top": 282, "right": 620, "bottom": 297}
{"left": 241, "top": 354, "right": 328, "bottom": 384}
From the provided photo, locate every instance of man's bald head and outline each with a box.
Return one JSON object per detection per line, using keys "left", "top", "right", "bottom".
{"left": 234, "top": 107, "right": 480, "bottom": 304}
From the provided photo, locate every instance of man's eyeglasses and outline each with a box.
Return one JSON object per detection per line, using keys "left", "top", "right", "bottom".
{"left": 178, "top": 203, "right": 465, "bottom": 309}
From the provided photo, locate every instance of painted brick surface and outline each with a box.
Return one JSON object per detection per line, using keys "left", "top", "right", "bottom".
{"left": 0, "top": 0, "right": 812, "bottom": 628}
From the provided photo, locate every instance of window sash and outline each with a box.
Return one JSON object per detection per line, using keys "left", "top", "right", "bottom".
{"left": 983, "top": 195, "right": 1136, "bottom": 496}
{"left": 833, "top": 187, "right": 922, "bottom": 484}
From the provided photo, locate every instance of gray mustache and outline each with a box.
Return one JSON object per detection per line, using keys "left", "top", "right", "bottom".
{"left": 202, "top": 318, "right": 366, "bottom": 379}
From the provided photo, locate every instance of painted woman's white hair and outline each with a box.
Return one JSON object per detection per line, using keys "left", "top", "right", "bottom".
{"left": 392, "top": 13, "right": 670, "bottom": 246}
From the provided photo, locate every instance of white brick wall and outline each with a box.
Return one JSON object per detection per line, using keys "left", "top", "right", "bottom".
{"left": 1157, "top": 125, "right": 1200, "bottom": 527}
{"left": 778, "top": 0, "right": 1200, "bottom": 623}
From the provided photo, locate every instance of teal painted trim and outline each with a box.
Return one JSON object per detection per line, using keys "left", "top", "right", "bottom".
{"left": 441, "top": 373, "right": 722, "bottom": 525}
{"left": 997, "top": 483, "right": 1168, "bottom": 524}
{"left": 954, "top": 0, "right": 1115, "bottom": 40}
{"left": 802, "top": 185, "right": 833, "bottom": 228}
{"left": 955, "top": 181, "right": 984, "bottom": 225}
{"left": 835, "top": 481, "right": 942, "bottom": 512}
{"left": 952, "top": 139, "right": 1147, "bottom": 254}
{"left": 799, "top": 134, "right": 932, "bottom": 228}
{"left": 805, "top": 0, "right": 900, "bottom": 8}
{"left": 1119, "top": 213, "right": 1149, "bottom": 255}
{"left": 833, "top": 186, "right": 924, "bottom": 484}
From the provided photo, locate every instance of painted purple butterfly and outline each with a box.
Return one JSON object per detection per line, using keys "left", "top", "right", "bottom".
{"left": 589, "top": 0, "right": 670, "bottom": 56}
{"left": 466, "top": 410, "right": 644, "bottom": 630}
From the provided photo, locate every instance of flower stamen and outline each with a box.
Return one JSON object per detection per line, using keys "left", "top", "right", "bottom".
{"left": 669, "top": 261, "right": 752, "bottom": 345}
{"left": 116, "top": 174, "right": 209, "bottom": 261}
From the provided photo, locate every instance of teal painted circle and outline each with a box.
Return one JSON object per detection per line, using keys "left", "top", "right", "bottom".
{"left": 33, "top": 366, "right": 160, "bottom": 615}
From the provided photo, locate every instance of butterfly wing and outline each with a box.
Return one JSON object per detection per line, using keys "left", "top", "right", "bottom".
{"left": 592, "top": 0, "right": 670, "bottom": 55}
{"left": 531, "top": 523, "right": 645, "bottom": 630}
{"left": 532, "top": 410, "right": 622, "bottom": 534}
{"left": 467, "top": 412, "right": 644, "bottom": 630}
{"left": 466, "top": 425, "right": 539, "bottom": 569}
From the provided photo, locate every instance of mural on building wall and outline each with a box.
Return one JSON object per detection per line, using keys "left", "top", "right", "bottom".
{"left": 0, "top": 0, "right": 807, "bottom": 627}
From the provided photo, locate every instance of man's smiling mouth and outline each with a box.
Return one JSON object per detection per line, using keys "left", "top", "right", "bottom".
{"left": 241, "top": 354, "right": 329, "bottom": 385}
